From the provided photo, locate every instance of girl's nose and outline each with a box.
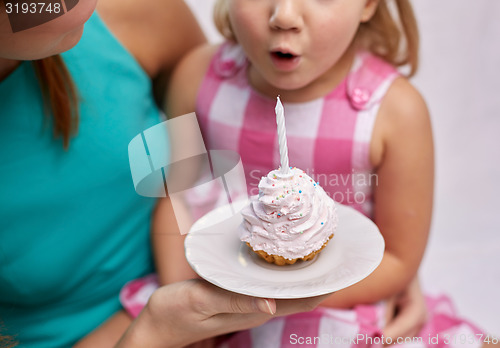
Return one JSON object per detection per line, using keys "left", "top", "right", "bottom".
{"left": 269, "top": 0, "right": 303, "bottom": 32}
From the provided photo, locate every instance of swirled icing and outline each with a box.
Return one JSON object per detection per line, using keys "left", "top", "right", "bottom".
{"left": 239, "top": 167, "right": 337, "bottom": 260}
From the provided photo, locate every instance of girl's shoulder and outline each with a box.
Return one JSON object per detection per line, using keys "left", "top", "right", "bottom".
{"left": 380, "top": 77, "right": 430, "bottom": 138}
{"left": 370, "top": 75, "right": 432, "bottom": 168}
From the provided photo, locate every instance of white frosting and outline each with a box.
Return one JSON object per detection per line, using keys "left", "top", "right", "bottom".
{"left": 239, "top": 167, "right": 338, "bottom": 260}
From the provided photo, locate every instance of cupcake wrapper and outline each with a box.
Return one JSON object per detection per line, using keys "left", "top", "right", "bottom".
{"left": 246, "top": 234, "right": 334, "bottom": 266}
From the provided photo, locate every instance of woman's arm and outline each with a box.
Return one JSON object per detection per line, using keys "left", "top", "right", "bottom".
{"left": 322, "top": 78, "right": 434, "bottom": 308}
{"left": 73, "top": 311, "right": 132, "bottom": 348}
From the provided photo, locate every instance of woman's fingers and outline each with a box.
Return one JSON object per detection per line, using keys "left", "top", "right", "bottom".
{"left": 207, "top": 312, "right": 271, "bottom": 333}
{"left": 204, "top": 295, "right": 329, "bottom": 338}
{"left": 186, "top": 279, "right": 327, "bottom": 318}
{"left": 183, "top": 279, "right": 275, "bottom": 317}
{"left": 275, "top": 294, "right": 329, "bottom": 316}
{"left": 139, "top": 280, "right": 275, "bottom": 347}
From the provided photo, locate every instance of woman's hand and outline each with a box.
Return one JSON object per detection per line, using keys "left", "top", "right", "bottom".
{"left": 383, "top": 276, "right": 427, "bottom": 344}
{"left": 117, "top": 279, "right": 327, "bottom": 348}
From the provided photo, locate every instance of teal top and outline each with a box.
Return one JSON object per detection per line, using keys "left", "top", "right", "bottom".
{"left": 0, "top": 13, "right": 164, "bottom": 347}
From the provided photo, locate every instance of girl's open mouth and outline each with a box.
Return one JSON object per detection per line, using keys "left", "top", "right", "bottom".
{"left": 270, "top": 50, "right": 301, "bottom": 71}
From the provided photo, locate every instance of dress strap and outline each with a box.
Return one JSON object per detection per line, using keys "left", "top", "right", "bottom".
{"left": 346, "top": 52, "right": 400, "bottom": 111}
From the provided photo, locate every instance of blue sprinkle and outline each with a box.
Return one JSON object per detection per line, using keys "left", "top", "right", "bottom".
{"left": 299, "top": 190, "right": 302, "bottom": 193}
{"left": 321, "top": 222, "right": 324, "bottom": 225}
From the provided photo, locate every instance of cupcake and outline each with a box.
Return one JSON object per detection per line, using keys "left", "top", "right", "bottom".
{"left": 239, "top": 167, "right": 338, "bottom": 266}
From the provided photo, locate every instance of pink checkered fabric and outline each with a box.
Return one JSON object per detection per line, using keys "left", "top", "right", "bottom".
{"left": 189, "top": 43, "right": 399, "bottom": 220}
{"left": 219, "top": 296, "right": 485, "bottom": 348}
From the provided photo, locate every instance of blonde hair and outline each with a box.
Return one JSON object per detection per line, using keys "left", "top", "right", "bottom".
{"left": 214, "top": 0, "right": 419, "bottom": 77}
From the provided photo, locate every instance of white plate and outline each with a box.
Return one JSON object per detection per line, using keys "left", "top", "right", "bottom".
{"left": 185, "top": 201, "right": 384, "bottom": 299}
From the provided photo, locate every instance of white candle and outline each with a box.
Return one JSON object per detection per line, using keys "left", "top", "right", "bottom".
{"left": 275, "top": 96, "right": 291, "bottom": 175}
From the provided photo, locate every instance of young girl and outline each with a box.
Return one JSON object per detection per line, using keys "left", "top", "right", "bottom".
{"left": 122, "top": 0, "right": 496, "bottom": 346}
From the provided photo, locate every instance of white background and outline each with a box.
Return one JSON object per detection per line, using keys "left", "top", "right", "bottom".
{"left": 185, "top": 0, "right": 500, "bottom": 334}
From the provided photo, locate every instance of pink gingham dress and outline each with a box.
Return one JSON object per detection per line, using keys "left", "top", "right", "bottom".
{"left": 121, "top": 43, "right": 486, "bottom": 347}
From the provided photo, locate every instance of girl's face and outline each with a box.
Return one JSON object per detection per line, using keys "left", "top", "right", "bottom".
{"left": 228, "top": 0, "right": 378, "bottom": 93}
{"left": 0, "top": 0, "right": 98, "bottom": 60}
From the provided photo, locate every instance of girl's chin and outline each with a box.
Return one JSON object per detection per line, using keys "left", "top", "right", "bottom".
{"left": 250, "top": 66, "right": 315, "bottom": 95}
{"left": 266, "top": 77, "right": 313, "bottom": 92}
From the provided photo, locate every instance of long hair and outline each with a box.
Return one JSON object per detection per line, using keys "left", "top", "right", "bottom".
{"left": 214, "top": 0, "right": 419, "bottom": 76}
{"left": 32, "top": 55, "right": 79, "bottom": 149}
